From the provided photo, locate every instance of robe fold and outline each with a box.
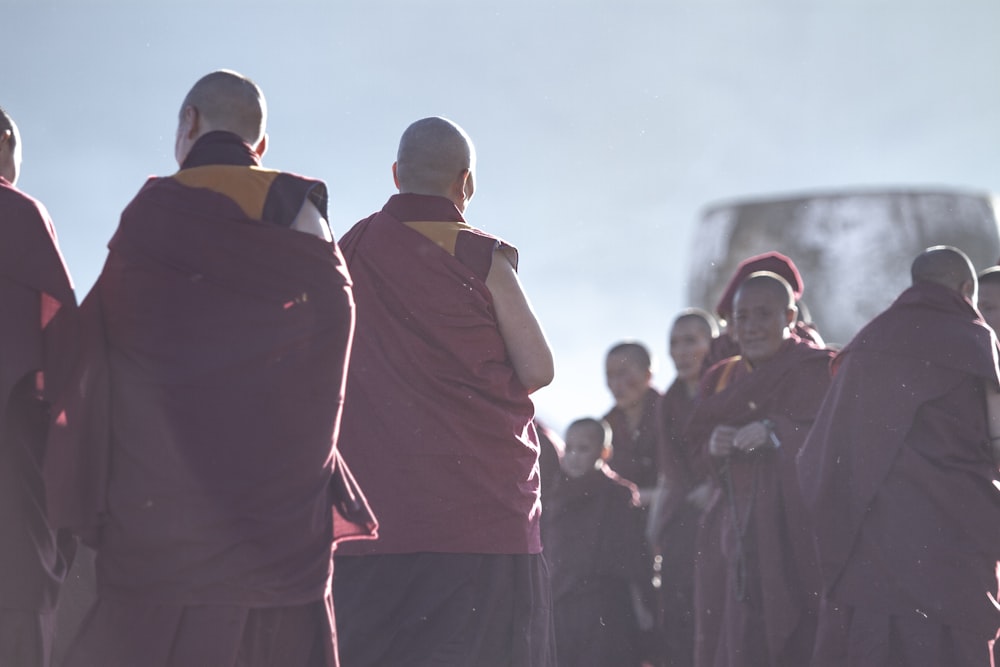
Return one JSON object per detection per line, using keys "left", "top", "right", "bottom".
{"left": 542, "top": 467, "right": 644, "bottom": 667}
{"left": 684, "top": 337, "right": 834, "bottom": 667}
{"left": 798, "top": 281, "right": 1000, "bottom": 664}
{"left": 0, "top": 176, "right": 78, "bottom": 666}
{"left": 42, "top": 132, "right": 375, "bottom": 666}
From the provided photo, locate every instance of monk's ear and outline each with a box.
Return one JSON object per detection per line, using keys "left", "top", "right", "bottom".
{"left": 0, "top": 129, "right": 10, "bottom": 148}
{"left": 451, "top": 168, "right": 473, "bottom": 211}
{"left": 392, "top": 162, "right": 400, "bottom": 190}
{"left": 253, "top": 133, "right": 268, "bottom": 159}
{"left": 785, "top": 306, "right": 797, "bottom": 328}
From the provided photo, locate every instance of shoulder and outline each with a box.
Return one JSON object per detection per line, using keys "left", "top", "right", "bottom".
{"left": 0, "top": 181, "right": 49, "bottom": 224}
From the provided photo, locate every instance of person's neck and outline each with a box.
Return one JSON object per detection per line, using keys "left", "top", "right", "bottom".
{"left": 683, "top": 378, "right": 700, "bottom": 398}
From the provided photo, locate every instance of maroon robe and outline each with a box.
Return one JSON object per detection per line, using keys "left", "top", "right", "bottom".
{"left": 654, "top": 379, "right": 701, "bottom": 667}
{"left": 334, "top": 193, "right": 541, "bottom": 556}
{"left": 685, "top": 337, "right": 834, "bottom": 667}
{"left": 604, "top": 387, "right": 662, "bottom": 490}
{"left": 0, "top": 177, "right": 78, "bottom": 666}
{"left": 542, "top": 466, "right": 644, "bottom": 667}
{"left": 331, "top": 193, "right": 553, "bottom": 667}
{"left": 798, "top": 281, "right": 1000, "bottom": 666}
{"left": 43, "top": 132, "right": 376, "bottom": 667}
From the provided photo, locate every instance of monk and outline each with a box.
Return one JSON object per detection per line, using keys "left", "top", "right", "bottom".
{"left": 709, "top": 251, "right": 824, "bottom": 366}
{"left": 542, "top": 418, "right": 644, "bottom": 667}
{"left": 684, "top": 272, "right": 833, "bottom": 667}
{"left": 603, "top": 341, "right": 661, "bottom": 659}
{"left": 332, "top": 117, "right": 555, "bottom": 667}
{"left": 799, "top": 246, "right": 1000, "bottom": 666}
{"left": 646, "top": 309, "right": 717, "bottom": 667}
{"left": 43, "top": 70, "right": 376, "bottom": 667}
{"left": 0, "top": 107, "right": 78, "bottom": 667}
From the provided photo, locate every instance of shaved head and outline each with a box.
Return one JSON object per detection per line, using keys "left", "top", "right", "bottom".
{"left": 911, "top": 246, "right": 976, "bottom": 295}
{"left": 180, "top": 70, "right": 266, "bottom": 146}
{"left": 673, "top": 308, "right": 719, "bottom": 339}
{"left": 567, "top": 418, "right": 612, "bottom": 450}
{"left": 735, "top": 271, "right": 796, "bottom": 311}
{"left": 395, "top": 117, "right": 475, "bottom": 201}
{"left": 606, "top": 341, "right": 652, "bottom": 371}
{"left": 0, "top": 106, "right": 21, "bottom": 184}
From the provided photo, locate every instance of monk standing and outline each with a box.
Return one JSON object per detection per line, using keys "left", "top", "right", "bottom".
{"left": 44, "top": 70, "right": 376, "bottom": 667}
{"left": 332, "top": 117, "right": 555, "bottom": 667}
{"left": 799, "top": 246, "right": 1000, "bottom": 666}
{"left": 647, "top": 309, "right": 717, "bottom": 667}
{"left": 684, "top": 272, "right": 833, "bottom": 667}
{"left": 0, "top": 107, "right": 78, "bottom": 667}
{"left": 602, "top": 341, "right": 661, "bottom": 660}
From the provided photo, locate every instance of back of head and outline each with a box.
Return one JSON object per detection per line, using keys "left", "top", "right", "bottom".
{"left": 395, "top": 117, "right": 475, "bottom": 198}
{"left": 0, "top": 106, "right": 21, "bottom": 184}
{"left": 181, "top": 70, "right": 266, "bottom": 146}
{"left": 910, "top": 246, "right": 975, "bottom": 296}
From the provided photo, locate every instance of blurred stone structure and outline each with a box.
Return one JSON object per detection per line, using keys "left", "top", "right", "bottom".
{"left": 688, "top": 188, "right": 1000, "bottom": 346}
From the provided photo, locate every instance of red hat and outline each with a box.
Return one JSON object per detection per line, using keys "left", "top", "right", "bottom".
{"left": 716, "top": 251, "right": 804, "bottom": 319}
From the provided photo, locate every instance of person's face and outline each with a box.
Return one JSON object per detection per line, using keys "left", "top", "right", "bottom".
{"left": 733, "top": 286, "right": 794, "bottom": 366}
{"left": 0, "top": 124, "right": 23, "bottom": 185}
{"left": 670, "top": 319, "right": 712, "bottom": 384}
{"left": 606, "top": 352, "right": 651, "bottom": 411}
{"left": 561, "top": 425, "right": 605, "bottom": 478}
{"left": 979, "top": 282, "right": 1000, "bottom": 333}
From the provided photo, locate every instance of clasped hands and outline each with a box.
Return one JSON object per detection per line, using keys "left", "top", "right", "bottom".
{"left": 709, "top": 421, "right": 773, "bottom": 458}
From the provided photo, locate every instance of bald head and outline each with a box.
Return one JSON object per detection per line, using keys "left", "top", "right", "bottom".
{"left": 0, "top": 106, "right": 21, "bottom": 184}
{"left": 673, "top": 308, "right": 719, "bottom": 339}
{"left": 394, "top": 117, "right": 476, "bottom": 210}
{"left": 911, "top": 246, "right": 976, "bottom": 300}
{"left": 175, "top": 70, "right": 266, "bottom": 165}
{"left": 735, "top": 271, "right": 796, "bottom": 311}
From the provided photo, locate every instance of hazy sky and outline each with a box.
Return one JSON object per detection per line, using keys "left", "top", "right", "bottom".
{"left": 8, "top": 0, "right": 1000, "bottom": 431}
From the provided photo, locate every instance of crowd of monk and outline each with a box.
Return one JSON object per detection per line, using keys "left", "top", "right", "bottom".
{"left": 1, "top": 68, "right": 998, "bottom": 667}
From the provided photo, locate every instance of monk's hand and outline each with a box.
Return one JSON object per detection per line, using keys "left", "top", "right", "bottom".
{"left": 709, "top": 425, "right": 738, "bottom": 457}
{"left": 733, "top": 420, "right": 771, "bottom": 453}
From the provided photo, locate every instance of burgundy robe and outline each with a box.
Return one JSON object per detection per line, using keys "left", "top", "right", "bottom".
{"left": 542, "top": 467, "right": 643, "bottom": 667}
{"left": 654, "top": 379, "right": 701, "bottom": 667}
{"left": 685, "top": 337, "right": 834, "bottom": 667}
{"left": 334, "top": 193, "right": 541, "bottom": 556}
{"left": 798, "top": 281, "right": 1000, "bottom": 666}
{"left": 43, "top": 133, "right": 376, "bottom": 667}
{"left": 0, "top": 177, "right": 78, "bottom": 666}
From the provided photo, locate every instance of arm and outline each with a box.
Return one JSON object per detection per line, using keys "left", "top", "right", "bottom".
{"left": 484, "top": 249, "right": 554, "bottom": 393}
{"left": 290, "top": 201, "right": 333, "bottom": 242}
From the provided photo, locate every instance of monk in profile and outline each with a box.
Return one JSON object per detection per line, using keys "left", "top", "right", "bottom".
{"left": 44, "top": 70, "right": 376, "bottom": 667}
{"left": 332, "top": 117, "right": 555, "bottom": 667}
{"left": 684, "top": 272, "right": 833, "bottom": 667}
{"left": 0, "top": 107, "right": 78, "bottom": 667}
{"left": 799, "top": 246, "right": 1000, "bottom": 666}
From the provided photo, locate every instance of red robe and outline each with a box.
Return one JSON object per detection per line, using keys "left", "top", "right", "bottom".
{"left": 654, "top": 379, "right": 701, "bottom": 667}
{"left": 334, "top": 193, "right": 541, "bottom": 556}
{"left": 542, "top": 466, "right": 644, "bottom": 667}
{"left": 43, "top": 132, "right": 376, "bottom": 667}
{"left": 0, "top": 177, "right": 77, "bottom": 665}
{"left": 798, "top": 282, "right": 1000, "bottom": 665}
{"left": 685, "top": 337, "right": 834, "bottom": 667}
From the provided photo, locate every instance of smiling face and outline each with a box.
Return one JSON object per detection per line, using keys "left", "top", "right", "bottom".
{"left": 733, "top": 280, "right": 795, "bottom": 366}
{"left": 606, "top": 350, "right": 652, "bottom": 411}
{"left": 561, "top": 422, "right": 607, "bottom": 479}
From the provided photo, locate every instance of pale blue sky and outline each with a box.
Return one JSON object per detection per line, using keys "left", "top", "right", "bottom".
{"left": 8, "top": 0, "right": 1000, "bottom": 430}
